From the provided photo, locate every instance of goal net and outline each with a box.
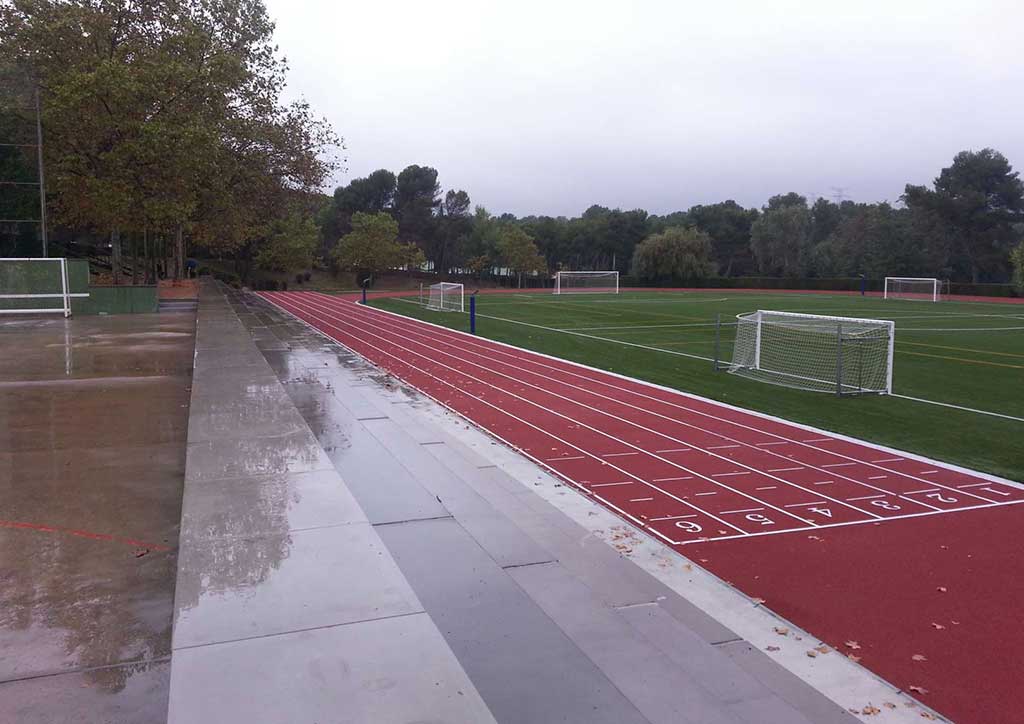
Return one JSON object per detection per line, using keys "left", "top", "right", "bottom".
{"left": 727, "top": 310, "right": 894, "bottom": 395}
{"left": 0, "top": 257, "right": 85, "bottom": 318}
{"left": 554, "top": 271, "right": 619, "bottom": 294}
{"left": 426, "top": 282, "right": 464, "bottom": 312}
{"left": 884, "top": 277, "right": 941, "bottom": 302}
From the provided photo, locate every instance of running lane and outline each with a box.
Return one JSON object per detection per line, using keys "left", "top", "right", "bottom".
{"left": 261, "top": 291, "right": 1024, "bottom": 724}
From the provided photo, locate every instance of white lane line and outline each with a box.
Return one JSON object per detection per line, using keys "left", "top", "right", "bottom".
{"left": 756, "top": 441, "right": 790, "bottom": 447}
{"left": 649, "top": 514, "right": 697, "bottom": 521}
{"left": 629, "top": 497, "right": 655, "bottom": 502}
{"left": 803, "top": 437, "right": 833, "bottom": 442}
{"left": 603, "top": 451, "right": 639, "bottom": 458}
{"left": 720, "top": 507, "right": 764, "bottom": 515}
{"left": 656, "top": 448, "right": 691, "bottom": 453}
{"left": 872, "top": 457, "right": 905, "bottom": 463}
{"left": 905, "top": 488, "right": 939, "bottom": 495}
{"left": 822, "top": 462, "right": 857, "bottom": 468}
{"left": 592, "top": 481, "right": 635, "bottom": 488}
{"left": 785, "top": 501, "right": 825, "bottom": 508}
{"left": 546, "top": 455, "right": 585, "bottom": 462}
{"left": 755, "top": 486, "right": 777, "bottom": 491}
{"left": 813, "top": 481, "right": 835, "bottom": 486}
{"left": 711, "top": 471, "right": 751, "bottom": 477}
{"left": 868, "top": 475, "right": 888, "bottom": 480}
{"left": 920, "top": 470, "right": 939, "bottom": 475}
{"left": 653, "top": 476, "right": 693, "bottom": 482}
{"left": 958, "top": 483, "right": 990, "bottom": 489}
{"left": 707, "top": 444, "right": 740, "bottom": 450}
{"left": 767, "top": 467, "right": 804, "bottom": 473}
{"left": 695, "top": 492, "right": 718, "bottom": 497}
{"left": 848, "top": 494, "right": 886, "bottom": 501}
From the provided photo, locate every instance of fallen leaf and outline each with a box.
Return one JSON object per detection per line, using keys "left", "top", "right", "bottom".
{"left": 930, "top": 623, "right": 945, "bottom": 630}
{"left": 765, "top": 645, "right": 780, "bottom": 652}
{"left": 936, "top": 586, "right": 947, "bottom": 593}
{"left": 920, "top": 713, "right": 938, "bottom": 720}
{"left": 683, "top": 563, "right": 692, "bottom": 571}
{"left": 862, "top": 705, "right": 880, "bottom": 715}
{"left": 912, "top": 654, "right": 928, "bottom": 662}
{"left": 845, "top": 640, "right": 862, "bottom": 650}
{"left": 847, "top": 654, "right": 862, "bottom": 663}
{"left": 883, "top": 702, "right": 897, "bottom": 709}
{"left": 951, "top": 620, "right": 961, "bottom": 625}
{"left": 806, "top": 650, "right": 818, "bottom": 658}
{"left": 807, "top": 535, "right": 823, "bottom": 540}
{"left": 752, "top": 597, "right": 766, "bottom": 605}
{"left": 909, "top": 685, "right": 929, "bottom": 695}
{"left": 773, "top": 626, "right": 789, "bottom": 636}
{"left": 814, "top": 644, "right": 831, "bottom": 654}
{"left": 699, "top": 558, "right": 709, "bottom": 563}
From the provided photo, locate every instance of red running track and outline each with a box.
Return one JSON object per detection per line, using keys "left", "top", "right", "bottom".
{"left": 261, "top": 290, "right": 1024, "bottom": 723}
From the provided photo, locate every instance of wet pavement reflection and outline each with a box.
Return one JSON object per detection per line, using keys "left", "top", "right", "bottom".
{"left": 0, "top": 313, "right": 195, "bottom": 723}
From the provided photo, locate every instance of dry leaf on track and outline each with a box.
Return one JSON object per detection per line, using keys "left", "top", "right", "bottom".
{"left": 862, "top": 705, "right": 881, "bottom": 715}
{"left": 765, "top": 645, "right": 780, "bottom": 652}
{"left": 912, "top": 654, "right": 928, "bottom": 662}
{"left": 814, "top": 644, "right": 832, "bottom": 654}
{"left": 909, "top": 685, "right": 929, "bottom": 695}
{"left": 847, "top": 654, "right": 862, "bottom": 663}
{"left": 930, "top": 623, "right": 946, "bottom": 630}
{"left": 845, "top": 640, "right": 862, "bottom": 649}
{"left": 806, "top": 650, "right": 818, "bottom": 658}
{"left": 773, "top": 626, "right": 789, "bottom": 636}
{"left": 936, "top": 586, "right": 947, "bottom": 593}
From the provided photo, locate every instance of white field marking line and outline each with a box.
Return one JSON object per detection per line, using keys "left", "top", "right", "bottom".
{"left": 821, "top": 462, "right": 857, "bottom": 468}
{"left": 304, "top": 298, "right": 819, "bottom": 530}
{"left": 266, "top": 294, "right": 750, "bottom": 535}
{"left": 653, "top": 476, "right": 693, "bottom": 482}
{"left": 592, "top": 481, "right": 635, "bottom": 487}
{"left": 343, "top": 308, "right": 966, "bottom": 515}
{"left": 957, "top": 483, "right": 990, "bottom": 488}
{"left": 890, "top": 394, "right": 1024, "bottom": 423}
{"left": 767, "top": 467, "right": 804, "bottom": 472}
{"left": 848, "top": 494, "right": 886, "bottom": 501}
{"left": 391, "top": 292, "right": 1024, "bottom": 424}
{"left": 263, "top": 293, "right": 1024, "bottom": 557}
{"left": 296, "top": 295, "right": 824, "bottom": 526}
{"left": 905, "top": 488, "right": 939, "bottom": 495}
{"left": 649, "top": 514, "right": 698, "bottom": 521}
{"left": 331, "top": 296, "right": 965, "bottom": 514}
{"left": 546, "top": 455, "right": 585, "bottom": 462}
{"left": 602, "top": 451, "right": 639, "bottom": 458}
{"left": 558, "top": 321, "right": 722, "bottom": 331}
{"left": 868, "top": 475, "right": 888, "bottom": 480}
{"left": 681, "top": 500, "right": 1024, "bottom": 544}
{"left": 803, "top": 437, "right": 834, "bottom": 443}
{"left": 707, "top": 444, "right": 740, "bottom": 450}
{"left": 872, "top": 457, "right": 904, "bottom": 463}
{"left": 719, "top": 507, "right": 764, "bottom": 515}
{"left": 336, "top": 294, "right": 1023, "bottom": 496}
{"left": 757, "top": 441, "right": 790, "bottom": 447}
{"left": 920, "top": 470, "right": 939, "bottom": 475}
{"left": 656, "top": 448, "right": 692, "bottom": 453}
{"left": 813, "top": 481, "right": 835, "bottom": 486}
{"left": 629, "top": 497, "right": 655, "bottom": 502}
{"left": 756, "top": 486, "right": 777, "bottom": 491}
{"left": 695, "top": 492, "right": 718, "bottom": 496}
{"left": 785, "top": 501, "right": 825, "bottom": 507}
{"left": 900, "top": 326, "right": 1024, "bottom": 332}
{"left": 711, "top": 471, "right": 751, "bottom": 477}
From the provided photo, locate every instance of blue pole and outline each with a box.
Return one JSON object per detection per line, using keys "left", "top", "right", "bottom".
{"left": 860, "top": 274, "right": 866, "bottom": 297}
{"left": 361, "top": 286, "right": 367, "bottom": 304}
{"left": 470, "top": 295, "right": 476, "bottom": 334}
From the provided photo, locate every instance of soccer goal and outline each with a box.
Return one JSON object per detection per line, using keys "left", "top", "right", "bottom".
{"left": 724, "top": 310, "right": 894, "bottom": 395}
{"left": 884, "top": 277, "right": 942, "bottom": 302}
{"left": 0, "top": 257, "right": 87, "bottom": 318}
{"left": 426, "top": 282, "right": 464, "bottom": 312}
{"left": 554, "top": 271, "right": 619, "bottom": 295}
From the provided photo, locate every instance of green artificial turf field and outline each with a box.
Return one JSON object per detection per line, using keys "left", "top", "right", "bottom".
{"left": 370, "top": 290, "right": 1024, "bottom": 481}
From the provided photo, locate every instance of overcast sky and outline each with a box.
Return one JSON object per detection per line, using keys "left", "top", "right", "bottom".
{"left": 264, "top": 0, "right": 1023, "bottom": 217}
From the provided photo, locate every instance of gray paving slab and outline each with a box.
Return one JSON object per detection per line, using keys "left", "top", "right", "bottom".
{"left": 507, "top": 561, "right": 743, "bottom": 724}
{"left": 184, "top": 429, "right": 334, "bottom": 482}
{"left": 173, "top": 521, "right": 421, "bottom": 649}
{"left": 303, "top": 412, "right": 449, "bottom": 525}
{"left": 168, "top": 613, "right": 496, "bottom": 724}
{"left": 0, "top": 660, "right": 171, "bottom": 724}
{"left": 179, "top": 468, "right": 367, "bottom": 539}
{"left": 186, "top": 395, "right": 309, "bottom": 441}
{"left": 377, "top": 517, "right": 651, "bottom": 724}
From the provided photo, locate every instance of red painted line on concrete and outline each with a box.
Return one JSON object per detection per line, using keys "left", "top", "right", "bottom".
{"left": 0, "top": 519, "right": 171, "bottom": 552}
{"left": 260, "top": 290, "right": 1024, "bottom": 724}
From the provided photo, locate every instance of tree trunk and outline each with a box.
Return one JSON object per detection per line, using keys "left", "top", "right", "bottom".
{"left": 111, "top": 229, "right": 122, "bottom": 285}
{"left": 174, "top": 224, "right": 184, "bottom": 281}
{"left": 143, "top": 225, "right": 150, "bottom": 284}
{"left": 131, "top": 232, "right": 138, "bottom": 285}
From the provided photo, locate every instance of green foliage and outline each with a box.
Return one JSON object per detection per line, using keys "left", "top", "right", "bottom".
{"left": 497, "top": 225, "right": 545, "bottom": 286}
{"left": 688, "top": 201, "right": 758, "bottom": 276}
{"left": 1012, "top": 242, "right": 1024, "bottom": 293}
{"left": 631, "top": 226, "right": 716, "bottom": 283}
{"left": 395, "top": 164, "right": 440, "bottom": 248}
{"left": 330, "top": 212, "right": 424, "bottom": 278}
{"left": 254, "top": 212, "right": 318, "bottom": 273}
{"left": 750, "top": 201, "right": 812, "bottom": 276}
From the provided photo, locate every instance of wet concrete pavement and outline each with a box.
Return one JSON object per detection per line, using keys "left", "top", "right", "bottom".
{"left": 0, "top": 313, "right": 195, "bottom": 723}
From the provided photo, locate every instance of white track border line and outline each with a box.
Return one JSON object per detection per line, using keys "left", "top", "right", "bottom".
{"left": 266, "top": 292, "right": 1024, "bottom": 546}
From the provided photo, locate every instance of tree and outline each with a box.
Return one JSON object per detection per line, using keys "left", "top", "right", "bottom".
{"left": 904, "top": 149, "right": 1024, "bottom": 282}
{"left": 750, "top": 201, "right": 812, "bottom": 276}
{"left": 630, "top": 226, "right": 716, "bottom": 284}
{"left": 322, "top": 169, "right": 397, "bottom": 252}
{"left": 688, "top": 201, "right": 758, "bottom": 276}
{"left": 330, "top": 211, "right": 424, "bottom": 282}
{"left": 1012, "top": 241, "right": 1024, "bottom": 293}
{"left": 497, "top": 225, "right": 545, "bottom": 287}
{"left": 433, "top": 188, "right": 471, "bottom": 272}
{"left": 254, "top": 212, "right": 318, "bottom": 273}
{"left": 395, "top": 164, "right": 440, "bottom": 252}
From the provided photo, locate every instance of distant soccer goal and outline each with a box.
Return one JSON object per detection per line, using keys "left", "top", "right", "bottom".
{"left": 426, "top": 282, "right": 464, "bottom": 312}
{"left": 724, "top": 310, "right": 894, "bottom": 395}
{"left": 0, "top": 257, "right": 88, "bottom": 318}
{"left": 884, "top": 277, "right": 942, "bottom": 302}
{"left": 554, "top": 271, "right": 619, "bottom": 294}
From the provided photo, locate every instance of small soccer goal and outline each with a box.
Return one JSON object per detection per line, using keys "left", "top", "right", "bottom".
{"left": 723, "top": 310, "right": 894, "bottom": 396}
{"left": 0, "top": 257, "right": 87, "bottom": 318}
{"left": 426, "top": 282, "right": 464, "bottom": 312}
{"left": 884, "top": 277, "right": 942, "bottom": 302}
{"left": 554, "top": 271, "right": 619, "bottom": 294}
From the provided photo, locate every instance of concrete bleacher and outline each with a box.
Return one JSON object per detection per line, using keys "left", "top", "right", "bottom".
{"left": 168, "top": 279, "right": 858, "bottom": 723}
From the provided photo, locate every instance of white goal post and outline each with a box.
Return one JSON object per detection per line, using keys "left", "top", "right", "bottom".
{"left": 884, "top": 277, "right": 941, "bottom": 302}
{"left": 554, "top": 271, "right": 619, "bottom": 294}
{"left": 726, "top": 310, "right": 894, "bottom": 395}
{"left": 0, "top": 257, "right": 88, "bottom": 318}
{"left": 426, "top": 282, "right": 464, "bottom": 312}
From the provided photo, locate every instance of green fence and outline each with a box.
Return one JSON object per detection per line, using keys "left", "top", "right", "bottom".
{"left": 0, "top": 258, "right": 158, "bottom": 315}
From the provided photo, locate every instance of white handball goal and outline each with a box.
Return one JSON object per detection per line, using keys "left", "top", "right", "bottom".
{"left": 727, "top": 310, "right": 894, "bottom": 395}
{"left": 884, "top": 277, "right": 941, "bottom": 302}
{"left": 554, "top": 271, "right": 619, "bottom": 294}
{"left": 426, "top": 282, "right": 464, "bottom": 312}
{"left": 0, "top": 257, "right": 88, "bottom": 318}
